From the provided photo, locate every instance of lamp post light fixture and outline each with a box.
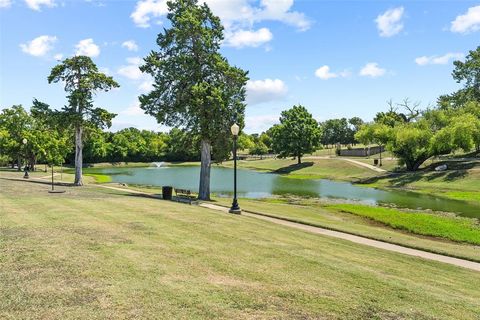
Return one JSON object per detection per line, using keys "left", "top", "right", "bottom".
{"left": 229, "top": 123, "right": 241, "bottom": 214}
{"left": 22, "top": 138, "right": 29, "bottom": 179}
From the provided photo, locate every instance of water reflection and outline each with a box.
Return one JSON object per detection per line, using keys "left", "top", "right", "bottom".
{"left": 95, "top": 166, "right": 480, "bottom": 219}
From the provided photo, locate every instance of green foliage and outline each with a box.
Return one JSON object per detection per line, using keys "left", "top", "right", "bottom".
{"left": 0, "top": 102, "right": 71, "bottom": 168}
{"left": 48, "top": 56, "right": 119, "bottom": 129}
{"left": 389, "top": 123, "right": 432, "bottom": 170}
{"left": 48, "top": 55, "right": 119, "bottom": 184}
{"left": 237, "top": 133, "right": 255, "bottom": 151}
{"left": 329, "top": 204, "right": 480, "bottom": 245}
{"left": 139, "top": 0, "right": 248, "bottom": 161}
{"left": 271, "top": 105, "right": 321, "bottom": 163}
{"left": 0, "top": 105, "right": 31, "bottom": 166}
{"left": 164, "top": 128, "right": 200, "bottom": 162}
{"left": 355, "top": 122, "right": 392, "bottom": 147}
{"left": 249, "top": 140, "right": 269, "bottom": 155}
{"left": 320, "top": 118, "right": 354, "bottom": 146}
{"left": 439, "top": 46, "right": 480, "bottom": 107}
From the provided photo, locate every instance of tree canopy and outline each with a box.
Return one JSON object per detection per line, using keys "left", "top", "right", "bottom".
{"left": 271, "top": 105, "right": 321, "bottom": 164}
{"left": 139, "top": 0, "right": 248, "bottom": 200}
{"left": 48, "top": 55, "right": 119, "bottom": 185}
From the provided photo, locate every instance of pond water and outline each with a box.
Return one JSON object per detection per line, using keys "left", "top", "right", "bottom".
{"left": 95, "top": 166, "right": 480, "bottom": 219}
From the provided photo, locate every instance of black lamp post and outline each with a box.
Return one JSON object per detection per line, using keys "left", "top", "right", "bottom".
{"left": 22, "top": 138, "right": 29, "bottom": 179}
{"left": 229, "top": 123, "right": 241, "bottom": 214}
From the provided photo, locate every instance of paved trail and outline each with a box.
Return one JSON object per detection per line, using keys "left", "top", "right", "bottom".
{"left": 93, "top": 184, "right": 480, "bottom": 272}
{"left": 200, "top": 202, "right": 480, "bottom": 272}
{"left": 342, "top": 158, "right": 387, "bottom": 173}
{"left": 305, "top": 156, "right": 387, "bottom": 173}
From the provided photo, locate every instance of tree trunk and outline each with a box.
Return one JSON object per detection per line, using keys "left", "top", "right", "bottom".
{"left": 198, "top": 139, "right": 211, "bottom": 200}
{"left": 406, "top": 157, "right": 428, "bottom": 171}
{"left": 297, "top": 154, "right": 302, "bottom": 164}
{"left": 74, "top": 125, "right": 83, "bottom": 186}
{"left": 30, "top": 155, "right": 36, "bottom": 171}
{"left": 17, "top": 155, "right": 22, "bottom": 171}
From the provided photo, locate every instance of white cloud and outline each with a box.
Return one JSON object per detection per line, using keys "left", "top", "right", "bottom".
{"left": 53, "top": 53, "right": 63, "bottom": 60}
{"left": 138, "top": 79, "right": 154, "bottom": 92}
{"left": 314, "top": 65, "right": 350, "bottom": 80}
{"left": 121, "top": 102, "right": 145, "bottom": 116}
{"left": 244, "top": 114, "right": 278, "bottom": 133}
{"left": 130, "top": 0, "right": 312, "bottom": 48}
{"left": 359, "top": 62, "right": 386, "bottom": 78}
{"left": 75, "top": 38, "right": 100, "bottom": 57}
{"left": 415, "top": 53, "right": 464, "bottom": 66}
{"left": 131, "top": 0, "right": 168, "bottom": 28}
{"left": 315, "top": 65, "right": 335, "bottom": 80}
{"left": 122, "top": 40, "right": 139, "bottom": 51}
{"left": 450, "top": 5, "right": 480, "bottom": 34}
{"left": 250, "top": 0, "right": 311, "bottom": 31}
{"left": 20, "top": 35, "right": 57, "bottom": 57}
{"left": 246, "top": 78, "right": 288, "bottom": 105}
{"left": 375, "top": 7, "right": 404, "bottom": 37}
{"left": 24, "top": 0, "right": 55, "bottom": 11}
{"left": 0, "top": 0, "right": 12, "bottom": 8}
{"left": 118, "top": 64, "right": 143, "bottom": 80}
{"left": 117, "top": 57, "right": 154, "bottom": 92}
{"left": 225, "top": 28, "right": 273, "bottom": 48}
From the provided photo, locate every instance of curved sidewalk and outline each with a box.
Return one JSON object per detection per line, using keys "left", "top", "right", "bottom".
{"left": 96, "top": 184, "right": 479, "bottom": 272}
{"left": 200, "top": 203, "right": 480, "bottom": 272}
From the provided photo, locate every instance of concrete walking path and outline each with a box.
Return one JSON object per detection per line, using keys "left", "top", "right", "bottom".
{"left": 304, "top": 156, "right": 387, "bottom": 173}
{"left": 79, "top": 184, "right": 480, "bottom": 272}
{"left": 342, "top": 158, "right": 387, "bottom": 173}
{"left": 200, "top": 203, "right": 480, "bottom": 272}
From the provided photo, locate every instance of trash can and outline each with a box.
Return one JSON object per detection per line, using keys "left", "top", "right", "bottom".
{"left": 373, "top": 159, "right": 379, "bottom": 166}
{"left": 162, "top": 186, "right": 173, "bottom": 200}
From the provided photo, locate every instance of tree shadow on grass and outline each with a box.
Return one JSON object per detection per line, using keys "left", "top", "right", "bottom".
{"left": 358, "top": 168, "right": 470, "bottom": 188}
{"left": 0, "top": 177, "right": 75, "bottom": 188}
{"left": 273, "top": 162, "right": 314, "bottom": 174}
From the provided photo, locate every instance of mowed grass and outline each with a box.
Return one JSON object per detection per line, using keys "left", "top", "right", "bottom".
{"left": 366, "top": 163, "right": 480, "bottom": 204}
{"left": 220, "top": 158, "right": 378, "bottom": 181}
{"left": 328, "top": 204, "right": 480, "bottom": 245}
{"left": 212, "top": 197, "right": 480, "bottom": 262}
{"left": 1, "top": 175, "right": 480, "bottom": 319}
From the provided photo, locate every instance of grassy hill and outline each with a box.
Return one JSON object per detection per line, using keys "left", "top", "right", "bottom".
{"left": 1, "top": 171, "right": 480, "bottom": 319}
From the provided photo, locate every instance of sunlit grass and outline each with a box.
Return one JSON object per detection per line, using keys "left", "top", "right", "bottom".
{"left": 1, "top": 173, "right": 480, "bottom": 319}
{"left": 328, "top": 204, "right": 480, "bottom": 245}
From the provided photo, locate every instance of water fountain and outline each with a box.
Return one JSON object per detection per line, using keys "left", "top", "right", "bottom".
{"left": 150, "top": 162, "right": 165, "bottom": 168}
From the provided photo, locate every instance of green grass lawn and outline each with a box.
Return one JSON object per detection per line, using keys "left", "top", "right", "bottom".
{"left": 1, "top": 173, "right": 480, "bottom": 319}
{"left": 328, "top": 204, "right": 480, "bottom": 245}
{"left": 364, "top": 161, "right": 480, "bottom": 204}
{"left": 212, "top": 197, "right": 480, "bottom": 262}
{"left": 219, "top": 158, "right": 378, "bottom": 181}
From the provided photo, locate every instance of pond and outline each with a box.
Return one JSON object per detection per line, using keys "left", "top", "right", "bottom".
{"left": 94, "top": 165, "right": 480, "bottom": 219}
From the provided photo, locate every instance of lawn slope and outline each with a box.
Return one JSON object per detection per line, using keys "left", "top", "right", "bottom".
{"left": 1, "top": 174, "right": 480, "bottom": 319}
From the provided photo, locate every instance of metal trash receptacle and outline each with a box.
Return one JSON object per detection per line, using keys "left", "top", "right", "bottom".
{"left": 162, "top": 186, "right": 173, "bottom": 200}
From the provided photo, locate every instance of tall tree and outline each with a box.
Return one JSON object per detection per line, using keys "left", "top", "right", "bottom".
{"left": 271, "top": 105, "right": 321, "bottom": 164}
{"left": 0, "top": 105, "right": 32, "bottom": 169}
{"left": 27, "top": 99, "right": 71, "bottom": 170}
{"left": 139, "top": 0, "right": 248, "bottom": 200}
{"left": 355, "top": 122, "right": 392, "bottom": 166}
{"left": 439, "top": 46, "right": 480, "bottom": 108}
{"left": 48, "top": 56, "right": 119, "bottom": 186}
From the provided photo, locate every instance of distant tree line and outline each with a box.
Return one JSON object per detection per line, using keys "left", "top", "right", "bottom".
{"left": 2, "top": 45, "right": 479, "bottom": 174}
{"left": 355, "top": 47, "right": 480, "bottom": 170}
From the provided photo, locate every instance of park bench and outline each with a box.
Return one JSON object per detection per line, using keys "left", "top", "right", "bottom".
{"left": 174, "top": 188, "right": 197, "bottom": 204}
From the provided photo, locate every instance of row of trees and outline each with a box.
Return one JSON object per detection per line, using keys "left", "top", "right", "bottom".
{"left": 0, "top": 105, "right": 204, "bottom": 167}
{"left": 1, "top": 0, "right": 479, "bottom": 200}
{"left": 2, "top": 0, "right": 247, "bottom": 200}
{"left": 0, "top": 101, "right": 70, "bottom": 171}
{"left": 356, "top": 47, "right": 480, "bottom": 171}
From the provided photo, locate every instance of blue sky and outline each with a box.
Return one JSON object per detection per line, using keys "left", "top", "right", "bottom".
{"left": 1, "top": 0, "right": 479, "bottom": 133}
